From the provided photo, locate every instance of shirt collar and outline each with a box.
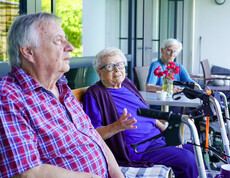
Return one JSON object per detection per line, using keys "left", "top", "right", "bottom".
{"left": 11, "top": 66, "right": 68, "bottom": 93}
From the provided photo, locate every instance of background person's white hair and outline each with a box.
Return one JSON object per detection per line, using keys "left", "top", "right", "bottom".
{"left": 7, "top": 12, "right": 59, "bottom": 67}
{"left": 161, "top": 38, "right": 182, "bottom": 52}
{"left": 93, "top": 47, "right": 127, "bottom": 71}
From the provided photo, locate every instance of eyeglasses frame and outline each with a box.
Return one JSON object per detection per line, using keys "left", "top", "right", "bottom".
{"left": 99, "top": 61, "right": 126, "bottom": 71}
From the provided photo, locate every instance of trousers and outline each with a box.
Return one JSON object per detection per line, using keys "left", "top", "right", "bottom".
{"left": 140, "top": 139, "right": 199, "bottom": 178}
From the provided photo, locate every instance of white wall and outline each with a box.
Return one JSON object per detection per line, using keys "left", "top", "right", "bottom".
{"left": 83, "top": 0, "right": 230, "bottom": 74}
{"left": 193, "top": 0, "right": 230, "bottom": 74}
{"left": 82, "top": 0, "right": 105, "bottom": 56}
{"left": 83, "top": 0, "right": 120, "bottom": 56}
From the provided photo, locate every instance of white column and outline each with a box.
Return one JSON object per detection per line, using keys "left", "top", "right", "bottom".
{"left": 83, "top": 0, "right": 106, "bottom": 56}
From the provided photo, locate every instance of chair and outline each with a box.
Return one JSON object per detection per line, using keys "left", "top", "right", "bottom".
{"left": 72, "top": 86, "right": 173, "bottom": 177}
{"left": 200, "top": 59, "right": 230, "bottom": 92}
{"left": 72, "top": 86, "right": 89, "bottom": 102}
{"left": 133, "top": 65, "right": 150, "bottom": 91}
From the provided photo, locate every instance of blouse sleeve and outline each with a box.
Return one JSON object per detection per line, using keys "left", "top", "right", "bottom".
{"left": 146, "top": 63, "right": 157, "bottom": 85}
{"left": 179, "top": 64, "right": 194, "bottom": 82}
{"left": 83, "top": 93, "right": 103, "bottom": 129}
{"left": 146, "top": 62, "right": 162, "bottom": 86}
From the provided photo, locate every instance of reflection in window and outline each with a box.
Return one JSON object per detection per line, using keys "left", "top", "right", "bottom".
{"left": 0, "top": 0, "right": 19, "bottom": 61}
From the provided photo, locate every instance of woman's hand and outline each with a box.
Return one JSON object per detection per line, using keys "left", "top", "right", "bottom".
{"left": 118, "top": 108, "right": 137, "bottom": 131}
{"left": 176, "top": 144, "right": 183, "bottom": 148}
{"left": 96, "top": 108, "right": 137, "bottom": 140}
{"left": 155, "top": 120, "right": 167, "bottom": 132}
{"left": 173, "top": 86, "right": 182, "bottom": 93}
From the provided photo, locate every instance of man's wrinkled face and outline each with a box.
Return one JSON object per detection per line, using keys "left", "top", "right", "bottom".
{"left": 161, "top": 45, "right": 179, "bottom": 65}
{"left": 32, "top": 20, "right": 74, "bottom": 76}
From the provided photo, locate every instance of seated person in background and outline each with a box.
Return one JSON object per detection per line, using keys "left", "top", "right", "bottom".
{"left": 83, "top": 47, "right": 199, "bottom": 178}
{"left": 0, "top": 13, "right": 123, "bottom": 178}
{"left": 146, "top": 38, "right": 194, "bottom": 93}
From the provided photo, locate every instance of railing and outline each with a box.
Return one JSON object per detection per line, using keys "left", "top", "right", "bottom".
{"left": 66, "top": 56, "right": 99, "bottom": 89}
{"left": 0, "top": 61, "right": 11, "bottom": 78}
{"left": 0, "top": 54, "right": 133, "bottom": 89}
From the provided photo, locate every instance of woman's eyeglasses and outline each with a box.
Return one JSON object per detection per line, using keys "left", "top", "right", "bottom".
{"left": 166, "top": 48, "right": 179, "bottom": 56}
{"left": 99, "top": 61, "right": 126, "bottom": 71}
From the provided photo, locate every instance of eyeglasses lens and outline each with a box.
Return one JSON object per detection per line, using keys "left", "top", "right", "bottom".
{"left": 105, "top": 62, "right": 125, "bottom": 71}
{"left": 166, "top": 48, "right": 178, "bottom": 56}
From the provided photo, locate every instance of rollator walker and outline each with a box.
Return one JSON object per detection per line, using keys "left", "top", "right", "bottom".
{"left": 131, "top": 87, "right": 230, "bottom": 178}
{"left": 131, "top": 107, "right": 207, "bottom": 177}
{"left": 174, "top": 82, "right": 230, "bottom": 167}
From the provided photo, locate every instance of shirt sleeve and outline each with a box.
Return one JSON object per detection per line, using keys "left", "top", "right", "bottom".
{"left": 146, "top": 62, "right": 157, "bottom": 85}
{"left": 146, "top": 62, "right": 162, "bottom": 86}
{"left": 0, "top": 95, "right": 41, "bottom": 177}
{"left": 83, "top": 93, "right": 103, "bottom": 129}
{"left": 179, "top": 64, "right": 194, "bottom": 82}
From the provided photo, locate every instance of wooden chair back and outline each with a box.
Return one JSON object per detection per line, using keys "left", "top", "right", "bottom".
{"left": 72, "top": 87, "right": 88, "bottom": 102}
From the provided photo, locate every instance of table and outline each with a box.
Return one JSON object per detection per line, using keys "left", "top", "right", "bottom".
{"left": 140, "top": 91, "right": 202, "bottom": 137}
{"left": 140, "top": 91, "right": 202, "bottom": 112}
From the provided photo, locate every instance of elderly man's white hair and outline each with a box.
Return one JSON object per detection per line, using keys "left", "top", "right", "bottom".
{"left": 7, "top": 12, "right": 59, "bottom": 67}
{"left": 93, "top": 47, "right": 127, "bottom": 71}
{"left": 161, "top": 38, "right": 182, "bottom": 52}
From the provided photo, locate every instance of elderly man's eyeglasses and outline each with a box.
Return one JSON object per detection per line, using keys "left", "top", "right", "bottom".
{"left": 166, "top": 48, "right": 179, "bottom": 56}
{"left": 100, "top": 61, "right": 126, "bottom": 71}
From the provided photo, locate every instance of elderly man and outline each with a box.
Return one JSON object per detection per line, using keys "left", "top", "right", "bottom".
{"left": 0, "top": 13, "right": 123, "bottom": 178}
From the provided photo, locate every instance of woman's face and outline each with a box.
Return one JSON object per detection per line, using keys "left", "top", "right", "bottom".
{"left": 97, "top": 54, "right": 126, "bottom": 88}
{"left": 161, "top": 45, "right": 179, "bottom": 65}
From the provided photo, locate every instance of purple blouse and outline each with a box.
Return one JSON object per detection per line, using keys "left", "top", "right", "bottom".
{"left": 84, "top": 85, "right": 164, "bottom": 161}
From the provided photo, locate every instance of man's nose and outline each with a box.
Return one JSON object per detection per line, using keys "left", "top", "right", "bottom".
{"left": 64, "top": 41, "right": 75, "bottom": 52}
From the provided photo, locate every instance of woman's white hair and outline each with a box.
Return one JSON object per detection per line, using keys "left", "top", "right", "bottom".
{"left": 7, "top": 12, "right": 59, "bottom": 67}
{"left": 93, "top": 47, "right": 127, "bottom": 71}
{"left": 161, "top": 38, "right": 182, "bottom": 52}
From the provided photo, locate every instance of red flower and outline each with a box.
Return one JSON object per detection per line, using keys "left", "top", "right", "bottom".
{"left": 169, "top": 62, "right": 176, "bottom": 66}
{"left": 157, "top": 71, "right": 164, "bottom": 78}
{"left": 174, "top": 66, "right": 180, "bottom": 74}
{"left": 153, "top": 62, "right": 180, "bottom": 81}
{"left": 163, "top": 70, "right": 169, "bottom": 78}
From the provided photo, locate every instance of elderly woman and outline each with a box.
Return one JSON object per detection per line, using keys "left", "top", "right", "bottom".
{"left": 146, "top": 38, "right": 194, "bottom": 93}
{"left": 83, "top": 47, "right": 199, "bottom": 178}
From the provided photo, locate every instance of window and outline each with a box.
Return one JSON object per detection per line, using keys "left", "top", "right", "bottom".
{"left": 0, "top": 0, "right": 19, "bottom": 61}
{"left": 43, "top": 0, "right": 83, "bottom": 57}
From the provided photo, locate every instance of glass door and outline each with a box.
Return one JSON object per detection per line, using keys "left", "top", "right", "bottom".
{"left": 167, "top": 0, "right": 184, "bottom": 64}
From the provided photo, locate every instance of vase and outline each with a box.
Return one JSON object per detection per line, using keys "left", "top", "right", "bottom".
{"left": 162, "top": 78, "right": 173, "bottom": 97}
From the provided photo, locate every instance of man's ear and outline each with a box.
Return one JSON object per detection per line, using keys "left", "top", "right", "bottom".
{"left": 19, "top": 47, "right": 34, "bottom": 62}
{"left": 97, "top": 70, "right": 102, "bottom": 77}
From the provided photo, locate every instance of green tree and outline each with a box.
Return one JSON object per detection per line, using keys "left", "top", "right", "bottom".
{"left": 42, "top": 0, "right": 82, "bottom": 57}
{"left": 56, "top": 1, "right": 82, "bottom": 57}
